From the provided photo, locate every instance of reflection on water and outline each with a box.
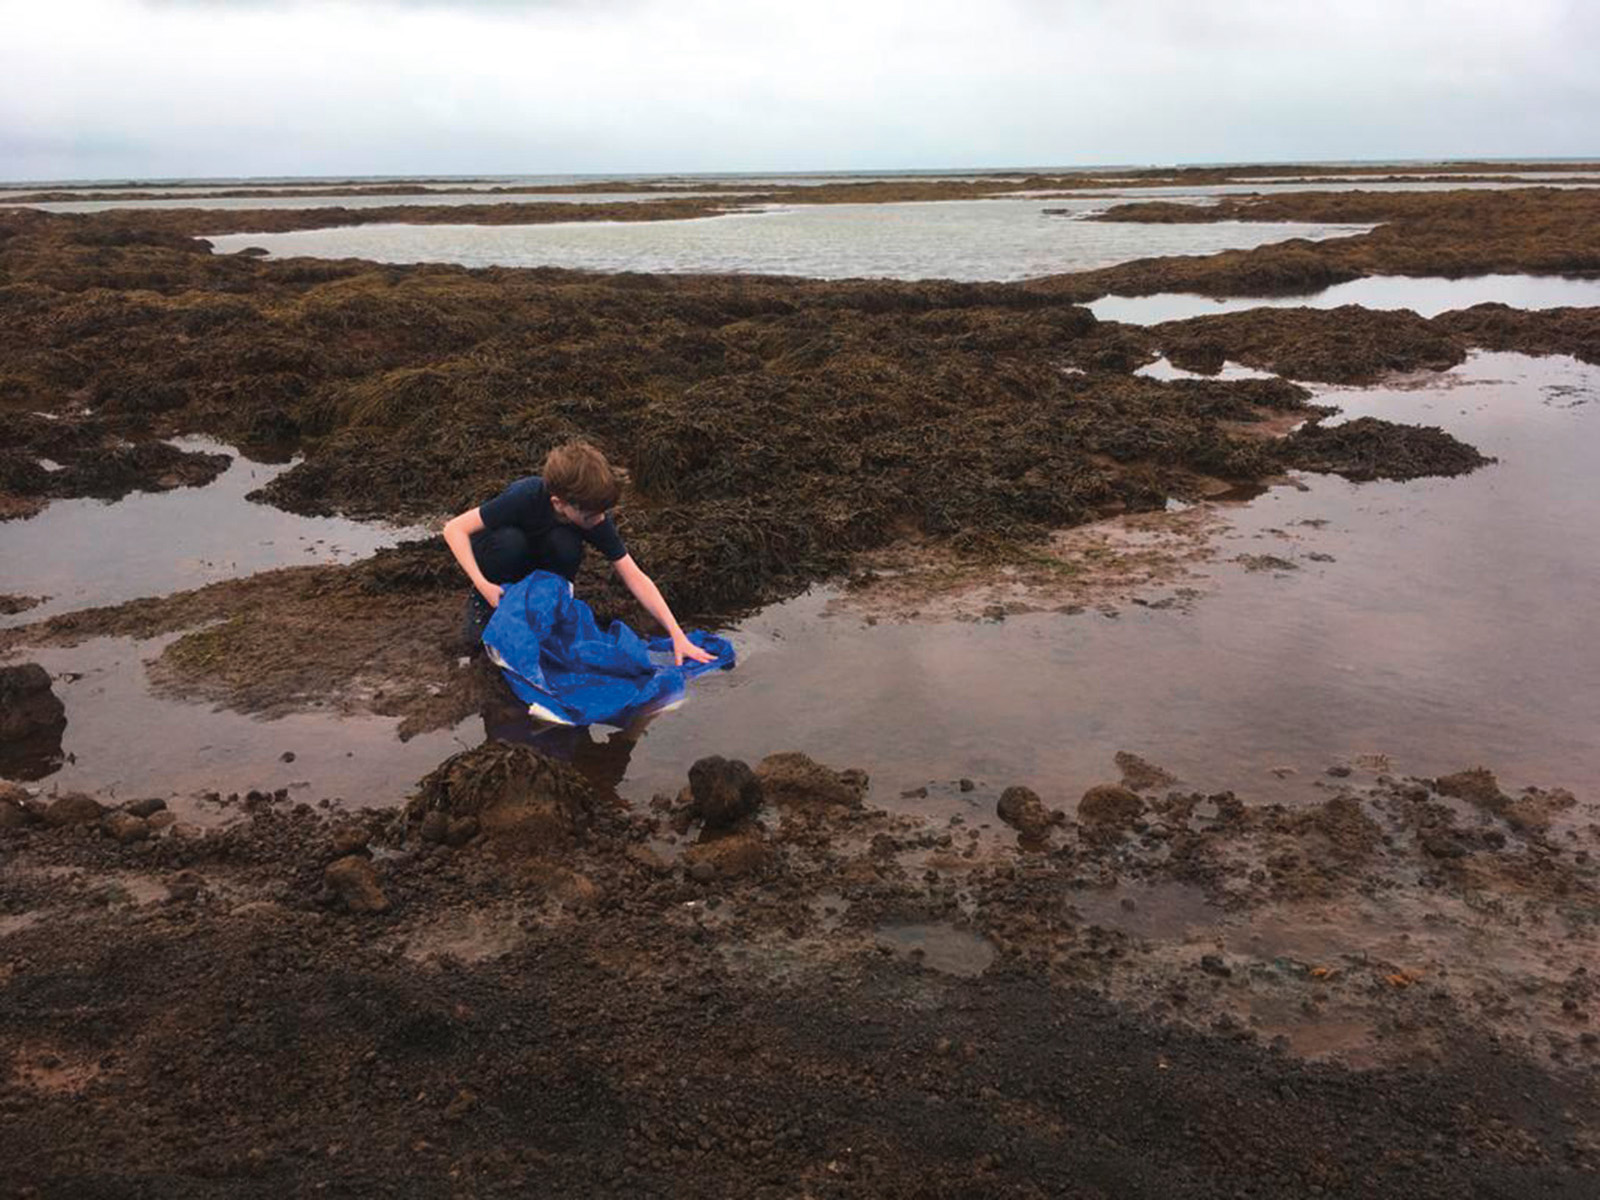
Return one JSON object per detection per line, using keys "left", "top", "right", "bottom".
{"left": 205, "top": 200, "right": 1372, "bottom": 282}
{"left": 0, "top": 438, "right": 426, "bottom": 629}
{"left": 15, "top": 636, "right": 476, "bottom": 813}
{"left": 1089, "top": 273, "right": 1600, "bottom": 324}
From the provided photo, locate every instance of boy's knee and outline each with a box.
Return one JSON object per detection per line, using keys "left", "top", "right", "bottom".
{"left": 541, "top": 526, "right": 585, "bottom": 581}
{"left": 472, "top": 526, "right": 535, "bottom": 584}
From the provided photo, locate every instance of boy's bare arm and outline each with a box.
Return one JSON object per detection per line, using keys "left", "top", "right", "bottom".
{"left": 442, "top": 507, "right": 503, "bottom": 606}
{"left": 612, "top": 555, "right": 715, "bottom": 666}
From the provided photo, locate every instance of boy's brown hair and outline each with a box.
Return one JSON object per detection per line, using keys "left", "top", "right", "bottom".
{"left": 543, "top": 441, "right": 621, "bottom": 513}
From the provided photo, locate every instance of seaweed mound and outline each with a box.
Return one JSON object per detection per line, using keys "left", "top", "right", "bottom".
{"left": 405, "top": 742, "right": 595, "bottom": 852}
{"left": 1278, "top": 416, "right": 1494, "bottom": 481}
{"left": 1150, "top": 306, "right": 1466, "bottom": 385}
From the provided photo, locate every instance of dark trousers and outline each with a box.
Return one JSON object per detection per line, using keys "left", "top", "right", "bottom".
{"left": 471, "top": 524, "right": 584, "bottom": 585}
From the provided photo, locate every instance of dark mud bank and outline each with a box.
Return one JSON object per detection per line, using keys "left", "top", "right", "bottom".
{"left": 3, "top": 744, "right": 1599, "bottom": 1196}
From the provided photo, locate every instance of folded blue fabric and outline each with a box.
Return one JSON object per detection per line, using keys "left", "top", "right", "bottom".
{"left": 482, "top": 571, "right": 734, "bottom": 727}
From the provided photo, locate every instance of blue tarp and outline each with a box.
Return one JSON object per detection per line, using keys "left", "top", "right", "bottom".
{"left": 482, "top": 570, "right": 734, "bottom": 727}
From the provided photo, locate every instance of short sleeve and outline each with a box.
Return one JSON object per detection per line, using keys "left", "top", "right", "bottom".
{"left": 479, "top": 477, "right": 540, "bottom": 531}
{"left": 583, "top": 515, "right": 628, "bottom": 562}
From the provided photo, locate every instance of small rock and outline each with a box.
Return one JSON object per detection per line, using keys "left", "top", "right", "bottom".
{"left": 686, "top": 756, "right": 763, "bottom": 828}
{"left": 1200, "top": 954, "right": 1233, "bottom": 978}
{"left": 959, "top": 778, "right": 976, "bottom": 793}
{"left": 165, "top": 870, "right": 206, "bottom": 903}
{"left": 443, "top": 1089, "right": 478, "bottom": 1123}
{"left": 445, "top": 816, "right": 479, "bottom": 847}
{"left": 279, "top": 750, "right": 296, "bottom": 763}
{"left": 626, "top": 845, "right": 672, "bottom": 876}
{"left": 324, "top": 856, "right": 390, "bottom": 914}
{"left": 147, "top": 810, "right": 178, "bottom": 832}
{"left": 996, "top": 786, "right": 1054, "bottom": 839}
{"left": 125, "top": 797, "right": 167, "bottom": 819}
{"left": 102, "top": 813, "right": 151, "bottom": 844}
{"left": 755, "top": 752, "right": 868, "bottom": 810}
{"left": 0, "top": 784, "right": 31, "bottom": 831}
{"left": 419, "top": 810, "right": 450, "bottom": 844}
{"left": 0, "top": 663, "right": 66, "bottom": 744}
{"left": 1326, "top": 764, "right": 1353, "bottom": 778}
{"left": 328, "top": 824, "right": 369, "bottom": 859}
{"left": 1422, "top": 832, "right": 1469, "bottom": 859}
{"left": 43, "top": 792, "right": 105, "bottom": 828}
{"left": 687, "top": 860, "right": 717, "bottom": 884}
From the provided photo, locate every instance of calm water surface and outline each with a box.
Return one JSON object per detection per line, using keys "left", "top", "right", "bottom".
{"left": 1090, "top": 274, "right": 1600, "bottom": 323}
{"left": 0, "top": 438, "right": 425, "bottom": 629}
{"left": 204, "top": 199, "right": 1372, "bottom": 282}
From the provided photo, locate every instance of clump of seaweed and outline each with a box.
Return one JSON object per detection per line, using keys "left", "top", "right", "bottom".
{"left": 1278, "top": 416, "right": 1494, "bottom": 481}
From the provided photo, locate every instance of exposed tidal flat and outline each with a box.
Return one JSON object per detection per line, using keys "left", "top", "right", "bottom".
{"left": 3, "top": 165, "right": 1600, "bottom": 1195}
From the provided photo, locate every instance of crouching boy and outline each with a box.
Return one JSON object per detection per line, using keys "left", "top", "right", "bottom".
{"left": 443, "top": 441, "right": 713, "bottom": 666}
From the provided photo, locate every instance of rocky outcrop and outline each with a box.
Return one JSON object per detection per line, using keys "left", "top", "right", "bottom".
{"left": 405, "top": 743, "right": 594, "bottom": 854}
{"left": 755, "top": 753, "right": 868, "bottom": 810}
{"left": 686, "top": 756, "right": 763, "bottom": 829}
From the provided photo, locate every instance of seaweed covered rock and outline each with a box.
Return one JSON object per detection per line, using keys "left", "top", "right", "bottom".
{"left": 0, "top": 663, "right": 65, "bottom": 744}
{"left": 1279, "top": 416, "right": 1493, "bottom": 482}
{"left": 755, "top": 752, "right": 868, "bottom": 810}
{"left": 405, "top": 742, "right": 594, "bottom": 853}
{"left": 686, "top": 755, "right": 763, "bottom": 829}
{"left": 1433, "top": 303, "right": 1600, "bottom": 368}
{"left": 996, "top": 786, "right": 1057, "bottom": 840}
{"left": 1150, "top": 305, "right": 1466, "bottom": 385}
{"left": 1434, "top": 767, "right": 1506, "bottom": 808}
{"left": 101, "top": 812, "right": 151, "bottom": 844}
{"left": 1435, "top": 766, "right": 1574, "bottom": 833}
{"left": 0, "top": 783, "right": 31, "bottom": 831}
{"left": 1115, "top": 751, "right": 1178, "bottom": 792}
{"left": 682, "top": 826, "right": 770, "bottom": 882}
{"left": 43, "top": 792, "right": 105, "bottom": 828}
{"left": 1078, "top": 785, "right": 1144, "bottom": 830}
{"left": 324, "top": 855, "right": 390, "bottom": 915}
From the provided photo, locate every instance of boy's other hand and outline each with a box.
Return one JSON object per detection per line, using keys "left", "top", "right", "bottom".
{"left": 673, "top": 636, "right": 715, "bottom": 666}
{"left": 479, "top": 582, "right": 504, "bottom": 608}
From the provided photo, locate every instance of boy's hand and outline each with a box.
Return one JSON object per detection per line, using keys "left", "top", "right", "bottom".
{"left": 673, "top": 636, "right": 715, "bottom": 666}
{"left": 478, "top": 582, "right": 504, "bottom": 608}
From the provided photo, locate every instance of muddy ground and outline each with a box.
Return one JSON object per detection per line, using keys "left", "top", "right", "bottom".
{"left": 3, "top": 746, "right": 1598, "bottom": 1197}
{"left": 3, "top": 178, "right": 1599, "bottom": 1194}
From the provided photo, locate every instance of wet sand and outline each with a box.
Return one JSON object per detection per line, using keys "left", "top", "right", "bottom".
{"left": 3, "top": 169, "right": 1600, "bottom": 1195}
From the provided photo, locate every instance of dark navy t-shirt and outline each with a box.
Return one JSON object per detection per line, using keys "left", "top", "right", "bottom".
{"left": 478, "top": 476, "right": 627, "bottom": 563}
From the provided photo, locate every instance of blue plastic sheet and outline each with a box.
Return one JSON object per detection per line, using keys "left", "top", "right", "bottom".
{"left": 482, "top": 571, "right": 734, "bottom": 727}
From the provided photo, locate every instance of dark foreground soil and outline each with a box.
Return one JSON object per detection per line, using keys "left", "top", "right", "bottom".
{"left": 3, "top": 747, "right": 1598, "bottom": 1197}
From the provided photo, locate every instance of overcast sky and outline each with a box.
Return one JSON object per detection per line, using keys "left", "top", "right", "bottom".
{"left": 3, "top": 0, "right": 1596, "bottom": 182}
